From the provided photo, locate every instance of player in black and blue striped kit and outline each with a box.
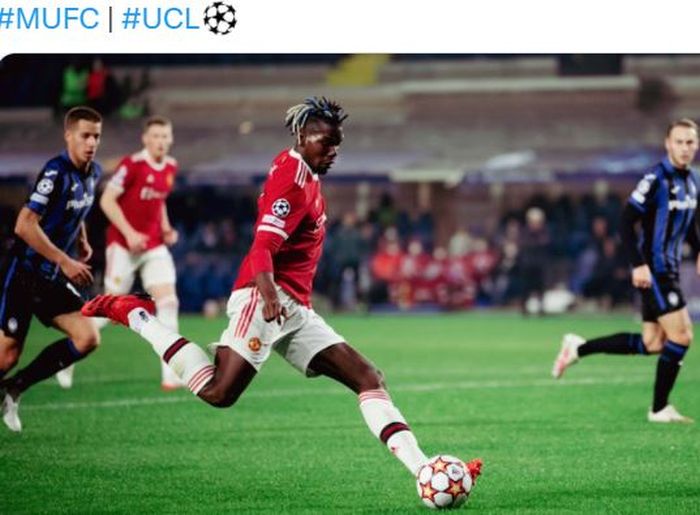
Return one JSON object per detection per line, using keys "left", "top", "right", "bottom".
{"left": 553, "top": 118, "right": 700, "bottom": 423}
{"left": 0, "top": 107, "right": 103, "bottom": 432}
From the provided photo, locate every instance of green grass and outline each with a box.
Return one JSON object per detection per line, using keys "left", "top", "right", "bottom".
{"left": 1, "top": 312, "right": 699, "bottom": 513}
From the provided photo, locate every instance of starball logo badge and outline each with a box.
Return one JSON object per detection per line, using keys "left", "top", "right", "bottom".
{"left": 203, "top": 1, "right": 236, "bottom": 35}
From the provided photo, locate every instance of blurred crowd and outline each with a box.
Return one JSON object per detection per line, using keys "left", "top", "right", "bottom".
{"left": 57, "top": 58, "right": 150, "bottom": 120}
{"left": 0, "top": 186, "right": 644, "bottom": 314}
{"left": 147, "top": 188, "right": 636, "bottom": 314}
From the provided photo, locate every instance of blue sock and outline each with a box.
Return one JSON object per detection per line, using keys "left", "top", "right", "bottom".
{"left": 65, "top": 338, "right": 83, "bottom": 358}
{"left": 652, "top": 340, "right": 688, "bottom": 412}
{"left": 577, "top": 333, "right": 647, "bottom": 357}
{"left": 9, "top": 338, "right": 89, "bottom": 395}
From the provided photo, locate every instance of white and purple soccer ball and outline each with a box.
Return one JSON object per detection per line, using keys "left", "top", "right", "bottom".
{"left": 416, "top": 455, "right": 473, "bottom": 509}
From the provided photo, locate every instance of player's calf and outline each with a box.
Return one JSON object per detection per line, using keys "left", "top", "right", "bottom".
{"left": 0, "top": 336, "right": 22, "bottom": 374}
{"left": 69, "top": 330, "right": 100, "bottom": 354}
{"left": 196, "top": 347, "right": 257, "bottom": 408}
{"left": 82, "top": 294, "right": 225, "bottom": 401}
{"left": 359, "top": 388, "right": 428, "bottom": 475}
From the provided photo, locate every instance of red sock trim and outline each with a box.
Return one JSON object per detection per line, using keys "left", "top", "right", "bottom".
{"left": 163, "top": 338, "right": 189, "bottom": 364}
{"left": 380, "top": 422, "right": 410, "bottom": 444}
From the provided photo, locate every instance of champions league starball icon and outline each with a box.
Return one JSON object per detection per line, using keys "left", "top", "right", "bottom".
{"left": 203, "top": 2, "right": 237, "bottom": 35}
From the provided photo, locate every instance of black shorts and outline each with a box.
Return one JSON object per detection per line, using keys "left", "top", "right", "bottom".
{"left": 0, "top": 258, "right": 84, "bottom": 343}
{"left": 640, "top": 274, "right": 686, "bottom": 322}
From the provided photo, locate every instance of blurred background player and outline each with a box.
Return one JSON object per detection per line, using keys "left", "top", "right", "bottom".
{"left": 82, "top": 97, "right": 481, "bottom": 482}
{"left": 57, "top": 116, "right": 182, "bottom": 390}
{"left": 553, "top": 118, "right": 700, "bottom": 423}
{"left": 0, "top": 107, "right": 103, "bottom": 432}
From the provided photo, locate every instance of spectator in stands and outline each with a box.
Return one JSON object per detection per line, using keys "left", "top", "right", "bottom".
{"left": 330, "top": 212, "right": 366, "bottom": 309}
{"left": 464, "top": 237, "right": 500, "bottom": 304}
{"left": 570, "top": 215, "right": 610, "bottom": 296}
{"left": 372, "top": 192, "right": 399, "bottom": 230}
{"left": 490, "top": 218, "right": 521, "bottom": 305}
{"left": 410, "top": 211, "right": 435, "bottom": 249}
{"left": 518, "top": 207, "right": 550, "bottom": 315}
{"left": 448, "top": 226, "right": 473, "bottom": 257}
{"left": 582, "top": 237, "right": 630, "bottom": 308}
{"left": 397, "top": 239, "right": 431, "bottom": 308}
{"left": 370, "top": 237, "right": 403, "bottom": 305}
{"left": 86, "top": 58, "right": 109, "bottom": 115}
{"left": 424, "top": 246, "right": 449, "bottom": 307}
{"left": 195, "top": 222, "right": 221, "bottom": 253}
{"left": 117, "top": 68, "right": 151, "bottom": 120}
{"left": 59, "top": 60, "right": 88, "bottom": 115}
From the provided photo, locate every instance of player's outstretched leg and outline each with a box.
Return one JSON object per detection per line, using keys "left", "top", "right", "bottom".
{"left": 0, "top": 332, "right": 99, "bottom": 432}
{"left": 52, "top": 317, "right": 112, "bottom": 389}
{"left": 552, "top": 332, "right": 652, "bottom": 379}
{"left": 82, "top": 294, "right": 216, "bottom": 394}
{"left": 82, "top": 294, "right": 257, "bottom": 407}
{"left": 309, "top": 342, "right": 482, "bottom": 479}
{"left": 357, "top": 387, "right": 428, "bottom": 475}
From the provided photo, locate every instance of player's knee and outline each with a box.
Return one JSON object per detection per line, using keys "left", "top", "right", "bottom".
{"left": 357, "top": 365, "right": 385, "bottom": 391}
{"left": 670, "top": 328, "right": 693, "bottom": 347}
{"left": 207, "top": 392, "right": 240, "bottom": 409}
{"left": 0, "top": 344, "right": 21, "bottom": 370}
{"left": 72, "top": 330, "right": 100, "bottom": 354}
{"left": 211, "top": 393, "right": 239, "bottom": 408}
{"left": 201, "top": 383, "right": 241, "bottom": 409}
{"left": 643, "top": 336, "right": 664, "bottom": 354}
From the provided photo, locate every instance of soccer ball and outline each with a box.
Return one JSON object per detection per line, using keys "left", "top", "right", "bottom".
{"left": 416, "top": 455, "right": 472, "bottom": 509}
{"left": 203, "top": 2, "right": 237, "bottom": 35}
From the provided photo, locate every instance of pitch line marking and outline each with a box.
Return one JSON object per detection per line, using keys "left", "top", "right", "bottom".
{"left": 23, "top": 375, "right": 656, "bottom": 412}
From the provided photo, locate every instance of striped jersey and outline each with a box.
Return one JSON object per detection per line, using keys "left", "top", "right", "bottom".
{"left": 233, "top": 148, "right": 327, "bottom": 306}
{"left": 626, "top": 157, "right": 699, "bottom": 275}
{"left": 11, "top": 151, "right": 101, "bottom": 280}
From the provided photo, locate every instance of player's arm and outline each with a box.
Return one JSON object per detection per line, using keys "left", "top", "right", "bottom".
{"left": 621, "top": 174, "right": 657, "bottom": 288}
{"left": 100, "top": 184, "right": 148, "bottom": 253}
{"left": 250, "top": 184, "right": 308, "bottom": 323}
{"left": 14, "top": 207, "right": 93, "bottom": 286}
{"left": 161, "top": 203, "right": 178, "bottom": 246}
{"left": 254, "top": 270, "right": 286, "bottom": 324}
{"left": 76, "top": 221, "right": 93, "bottom": 263}
{"left": 684, "top": 214, "right": 700, "bottom": 275}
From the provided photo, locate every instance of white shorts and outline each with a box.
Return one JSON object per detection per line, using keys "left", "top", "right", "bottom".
{"left": 213, "top": 286, "right": 345, "bottom": 375}
{"left": 104, "top": 243, "right": 177, "bottom": 293}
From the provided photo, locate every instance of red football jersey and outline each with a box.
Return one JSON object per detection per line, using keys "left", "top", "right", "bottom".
{"left": 234, "top": 149, "right": 327, "bottom": 306}
{"left": 105, "top": 150, "right": 177, "bottom": 251}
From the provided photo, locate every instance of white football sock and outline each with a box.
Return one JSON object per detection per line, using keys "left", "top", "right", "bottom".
{"left": 155, "top": 295, "right": 179, "bottom": 332}
{"left": 127, "top": 308, "right": 214, "bottom": 395}
{"left": 156, "top": 295, "right": 182, "bottom": 386}
{"left": 359, "top": 389, "right": 428, "bottom": 475}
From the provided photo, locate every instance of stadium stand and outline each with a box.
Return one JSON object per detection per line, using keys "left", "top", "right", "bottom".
{"left": 3, "top": 54, "right": 700, "bottom": 312}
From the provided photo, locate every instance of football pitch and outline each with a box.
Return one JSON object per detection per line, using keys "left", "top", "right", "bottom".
{"left": 2, "top": 312, "right": 699, "bottom": 513}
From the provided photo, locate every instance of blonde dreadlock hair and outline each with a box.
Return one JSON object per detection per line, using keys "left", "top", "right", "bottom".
{"left": 285, "top": 97, "right": 348, "bottom": 137}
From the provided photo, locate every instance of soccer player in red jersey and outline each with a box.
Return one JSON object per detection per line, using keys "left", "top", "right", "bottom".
{"left": 57, "top": 116, "right": 182, "bottom": 390}
{"left": 82, "top": 98, "right": 481, "bottom": 483}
